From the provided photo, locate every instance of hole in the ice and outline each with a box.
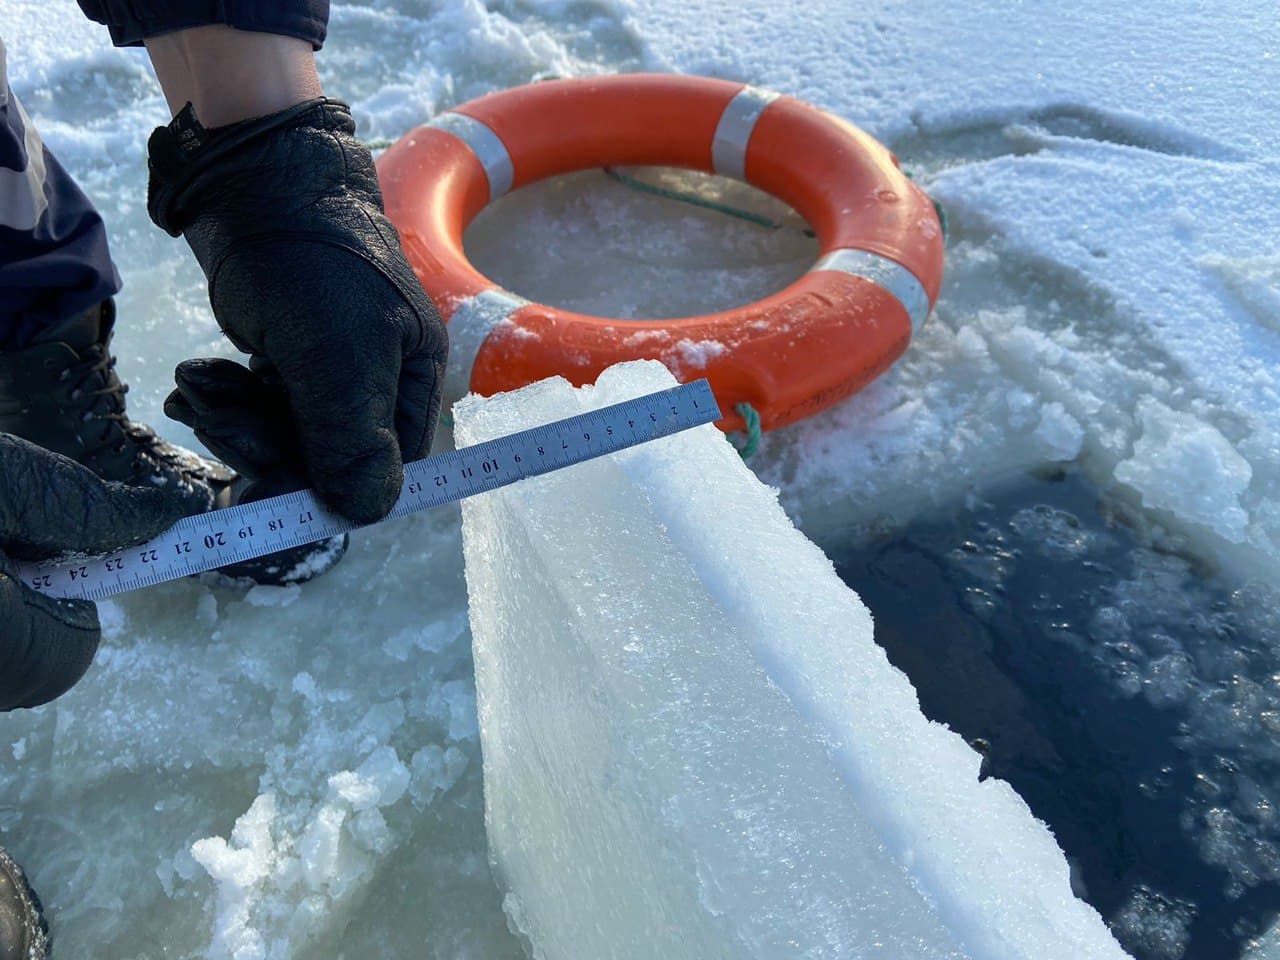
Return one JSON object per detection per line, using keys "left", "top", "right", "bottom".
{"left": 829, "top": 469, "right": 1280, "bottom": 960}
{"left": 464, "top": 167, "right": 820, "bottom": 320}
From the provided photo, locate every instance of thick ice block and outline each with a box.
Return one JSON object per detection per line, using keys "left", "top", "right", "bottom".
{"left": 455, "top": 361, "right": 1129, "bottom": 960}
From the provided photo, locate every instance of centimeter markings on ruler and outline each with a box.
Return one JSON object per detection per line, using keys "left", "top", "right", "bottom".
{"left": 17, "top": 380, "right": 721, "bottom": 603}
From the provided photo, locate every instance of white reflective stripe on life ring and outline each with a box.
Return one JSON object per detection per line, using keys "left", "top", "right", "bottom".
{"left": 712, "top": 85, "right": 781, "bottom": 181}
{"left": 427, "top": 112, "right": 515, "bottom": 202}
{"left": 444, "top": 288, "right": 529, "bottom": 400}
{"left": 811, "top": 248, "right": 932, "bottom": 332}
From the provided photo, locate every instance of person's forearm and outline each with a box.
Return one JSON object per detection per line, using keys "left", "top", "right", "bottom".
{"left": 145, "top": 26, "right": 322, "bottom": 127}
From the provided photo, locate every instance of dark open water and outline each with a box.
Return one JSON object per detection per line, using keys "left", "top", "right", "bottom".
{"left": 830, "top": 470, "right": 1280, "bottom": 960}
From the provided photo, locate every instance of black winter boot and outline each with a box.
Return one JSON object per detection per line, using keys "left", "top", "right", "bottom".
{"left": 0, "top": 300, "right": 346, "bottom": 585}
{"left": 0, "top": 846, "right": 47, "bottom": 960}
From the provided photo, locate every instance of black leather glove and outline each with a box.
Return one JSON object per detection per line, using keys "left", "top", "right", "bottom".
{"left": 147, "top": 98, "right": 448, "bottom": 525}
{"left": 0, "top": 435, "right": 187, "bottom": 711}
{"left": 164, "top": 356, "right": 305, "bottom": 503}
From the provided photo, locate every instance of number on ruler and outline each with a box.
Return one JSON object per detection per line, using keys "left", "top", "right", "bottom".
{"left": 13, "top": 381, "right": 720, "bottom": 602}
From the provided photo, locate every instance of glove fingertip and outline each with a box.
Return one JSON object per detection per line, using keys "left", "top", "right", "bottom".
{"left": 193, "top": 423, "right": 278, "bottom": 479}
{"left": 313, "top": 447, "right": 403, "bottom": 526}
{"left": 122, "top": 480, "right": 195, "bottom": 531}
{"left": 395, "top": 357, "right": 444, "bottom": 462}
{"left": 175, "top": 357, "right": 277, "bottom": 415}
{"left": 163, "top": 389, "right": 197, "bottom": 426}
{"left": 0, "top": 570, "right": 102, "bottom": 710}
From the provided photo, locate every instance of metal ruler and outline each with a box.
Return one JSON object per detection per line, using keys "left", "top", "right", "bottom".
{"left": 17, "top": 380, "right": 720, "bottom": 602}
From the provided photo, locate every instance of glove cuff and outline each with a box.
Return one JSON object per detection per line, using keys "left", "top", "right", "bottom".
{"left": 147, "top": 97, "right": 353, "bottom": 236}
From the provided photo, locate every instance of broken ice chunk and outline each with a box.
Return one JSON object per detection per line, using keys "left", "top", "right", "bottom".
{"left": 455, "top": 361, "right": 1129, "bottom": 960}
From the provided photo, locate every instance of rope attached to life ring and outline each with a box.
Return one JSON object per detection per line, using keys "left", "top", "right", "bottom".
{"left": 731, "top": 402, "right": 762, "bottom": 459}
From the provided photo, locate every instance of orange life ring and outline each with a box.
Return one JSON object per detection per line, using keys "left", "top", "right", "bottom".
{"left": 377, "top": 74, "right": 944, "bottom": 432}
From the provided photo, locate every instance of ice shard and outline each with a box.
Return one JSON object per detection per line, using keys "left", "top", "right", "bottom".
{"left": 455, "top": 361, "right": 1128, "bottom": 960}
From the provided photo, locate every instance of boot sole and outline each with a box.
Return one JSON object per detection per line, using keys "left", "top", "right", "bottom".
{"left": 0, "top": 847, "right": 49, "bottom": 960}
{"left": 213, "top": 532, "right": 350, "bottom": 586}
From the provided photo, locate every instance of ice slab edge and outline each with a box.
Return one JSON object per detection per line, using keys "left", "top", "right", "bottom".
{"left": 455, "top": 360, "right": 1129, "bottom": 960}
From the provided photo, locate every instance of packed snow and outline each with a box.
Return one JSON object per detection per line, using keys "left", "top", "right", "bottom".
{"left": 0, "top": 0, "right": 1277, "bottom": 958}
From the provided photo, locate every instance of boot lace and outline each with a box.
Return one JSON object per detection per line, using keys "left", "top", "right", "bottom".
{"left": 62, "top": 349, "right": 134, "bottom": 458}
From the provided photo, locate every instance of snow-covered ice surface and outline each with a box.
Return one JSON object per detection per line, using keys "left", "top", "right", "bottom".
{"left": 455, "top": 361, "right": 1127, "bottom": 959}
{"left": 1, "top": 0, "right": 1278, "bottom": 957}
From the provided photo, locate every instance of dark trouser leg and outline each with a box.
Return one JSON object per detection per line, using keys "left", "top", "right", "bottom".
{"left": 0, "top": 38, "right": 120, "bottom": 350}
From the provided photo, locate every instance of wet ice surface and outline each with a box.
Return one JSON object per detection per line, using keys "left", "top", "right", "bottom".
{"left": 2, "top": 507, "right": 523, "bottom": 959}
{"left": 3, "top": 0, "right": 1279, "bottom": 956}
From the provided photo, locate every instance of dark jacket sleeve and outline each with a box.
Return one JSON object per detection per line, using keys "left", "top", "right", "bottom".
{"left": 75, "top": 0, "right": 329, "bottom": 50}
